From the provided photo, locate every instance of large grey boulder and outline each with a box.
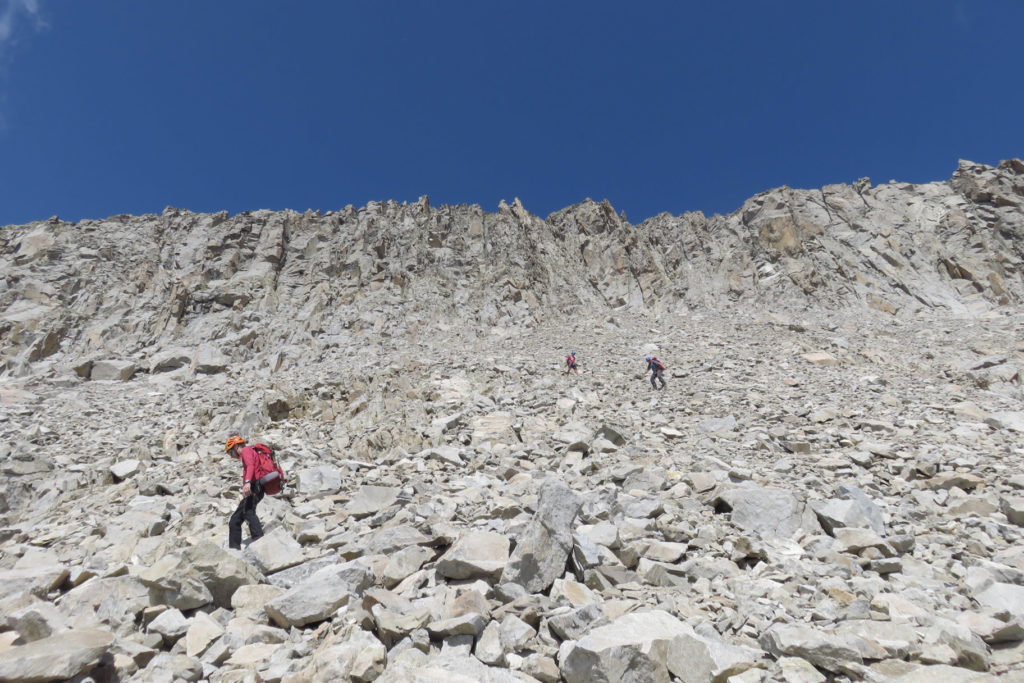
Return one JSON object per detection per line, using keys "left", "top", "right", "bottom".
{"left": 264, "top": 560, "right": 374, "bottom": 628}
{"left": 376, "top": 652, "right": 523, "bottom": 683}
{"left": 56, "top": 576, "right": 150, "bottom": 633}
{"left": 547, "top": 603, "right": 608, "bottom": 641}
{"left": 362, "top": 523, "right": 432, "bottom": 555}
{"left": 500, "top": 477, "right": 582, "bottom": 592}
{"left": 436, "top": 530, "right": 510, "bottom": 581}
{"left": 109, "top": 459, "right": 141, "bottom": 481}
{"left": 0, "top": 629, "right": 115, "bottom": 682}
{"left": 138, "top": 554, "right": 213, "bottom": 610}
{"left": 0, "top": 567, "right": 68, "bottom": 601}
{"left": 4, "top": 602, "right": 69, "bottom": 642}
{"left": 193, "top": 345, "right": 230, "bottom": 374}
{"left": 89, "top": 359, "right": 136, "bottom": 381}
{"left": 811, "top": 499, "right": 878, "bottom": 536}
{"left": 265, "top": 554, "right": 344, "bottom": 589}
{"left": 836, "top": 484, "right": 885, "bottom": 535}
{"left": 346, "top": 485, "right": 401, "bottom": 517}
{"left": 713, "top": 485, "right": 817, "bottom": 539}
{"left": 667, "top": 631, "right": 764, "bottom": 683}
{"left": 149, "top": 348, "right": 192, "bottom": 373}
{"left": 184, "top": 612, "right": 224, "bottom": 658}
{"left": 303, "top": 624, "right": 387, "bottom": 682}
{"left": 560, "top": 609, "right": 695, "bottom": 683}
{"left": 759, "top": 623, "right": 865, "bottom": 673}
{"left": 183, "top": 540, "right": 264, "bottom": 608}
{"left": 244, "top": 528, "right": 305, "bottom": 574}
{"left": 147, "top": 608, "right": 189, "bottom": 643}
{"left": 295, "top": 464, "right": 344, "bottom": 497}
{"left": 975, "top": 582, "right": 1024, "bottom": 623}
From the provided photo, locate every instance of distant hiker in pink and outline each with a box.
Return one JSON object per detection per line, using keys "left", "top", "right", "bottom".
{"left": 225, "top": 435, "right": 264, "bottom": 549}
{"left": 565, "top": 351, "right": 579, "bottom": 375}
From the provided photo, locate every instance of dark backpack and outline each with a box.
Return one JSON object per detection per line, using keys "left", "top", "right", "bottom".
{"left": 651, "top": 357, "right": 665, "bottom": 371}
{"left": 251, "top": 443, "right": 286, "bottom": 495}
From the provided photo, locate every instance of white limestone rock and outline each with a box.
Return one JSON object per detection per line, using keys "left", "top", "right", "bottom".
{"left": 436, "top": 530, "right": 510, "bottom": 581}
{"left": 0, "top": 629, "right": 115, "bottom": 682}
{"left": 264, "top": 560, "right": 374, "bottom": 628}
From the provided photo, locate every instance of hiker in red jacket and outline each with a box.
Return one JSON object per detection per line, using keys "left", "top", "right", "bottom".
{"left": 225, "top": 435, "right": 265, "bottom": 550}
{"left": 565, "top": 351, "right": 579, "bottom": 375}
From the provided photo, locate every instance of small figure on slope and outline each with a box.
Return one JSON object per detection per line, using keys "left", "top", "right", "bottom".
{"left": 645, "top": 355, "right": 666, "bottom": 390}
{"left": 565, "top": 350, "right": 579, "bottom": 375}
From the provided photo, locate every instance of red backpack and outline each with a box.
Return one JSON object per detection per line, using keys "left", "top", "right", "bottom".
{"left": 251, "top": 443, "right": 286, "bottom": 495}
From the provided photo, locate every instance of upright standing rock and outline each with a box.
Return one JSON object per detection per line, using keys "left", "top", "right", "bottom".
{"left": 500, "top": 477, "right": 582, "bottom": 593}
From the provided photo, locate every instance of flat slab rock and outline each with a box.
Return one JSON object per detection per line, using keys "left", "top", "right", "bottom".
{"left": 561, "top": 609, "right": 694, "bottom": 683}
{"left": 436, "top": 530, "right": 510, "bottom": 581}
{"left": 346, "top": 485, "right": 401, "bottom": 517}
{"left": 0, "top": 628, "right": 115, "bottom": 682}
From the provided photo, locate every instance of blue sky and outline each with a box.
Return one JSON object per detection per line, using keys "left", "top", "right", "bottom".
{"left": 1, "top": 1, "right": 1022, "bottom": 226}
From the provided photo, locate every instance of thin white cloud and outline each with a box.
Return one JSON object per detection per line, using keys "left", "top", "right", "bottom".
{"left": 0, "top": 0, "right": 44, "bottom": 132}
{"left": 0, "top": 0, "right": 45, "bottom": 57}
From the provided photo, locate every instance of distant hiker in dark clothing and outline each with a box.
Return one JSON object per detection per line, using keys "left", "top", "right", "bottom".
{"left": 565, "top": 351, "right": 579, "bottom": 375}
{"left": 225, "top": 435, "right": 264, "bottom": 549}
{"left": 645, "top": 356, "right": 666, "bottom": 390}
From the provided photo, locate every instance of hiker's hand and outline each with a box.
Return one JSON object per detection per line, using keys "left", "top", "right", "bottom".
{"left": 242, "top": 482, "right": 251, "bottom": 497}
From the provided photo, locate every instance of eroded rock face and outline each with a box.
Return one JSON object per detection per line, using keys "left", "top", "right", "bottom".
{"left": 1, "top": 161, "right": 1024, "bottom": 681}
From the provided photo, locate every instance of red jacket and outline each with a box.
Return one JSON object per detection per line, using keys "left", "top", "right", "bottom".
{"left": 238, "top": 446, "right": 259, "bottom": 483}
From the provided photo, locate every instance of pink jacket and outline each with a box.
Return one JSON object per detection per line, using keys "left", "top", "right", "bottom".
{"left": 238, "top": 446, "right": 259, "bottom": 484}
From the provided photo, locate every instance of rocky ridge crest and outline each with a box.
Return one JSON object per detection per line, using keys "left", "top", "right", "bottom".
{"left": 3, "top": 159, "right": 1023, "bottom": 380}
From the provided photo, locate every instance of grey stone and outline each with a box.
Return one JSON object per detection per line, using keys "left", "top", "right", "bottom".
{"left": 5, "top": 601, "right": 69, "bottom": 642}
{"left": 0, "top": 629, "right": 115, "bottom": 682}
{"left": 759, "top": 623, "right": 864, "bottom": 673}
{"left": 244, "top": 528, "right": 305, "bottom": 574}
{"left": 295, "top": 464, "right": 344, "bottom": 497}
{"left": 500, "top": 477, "right": 582, "bottom": 592}
{"left": 346, "top": 485, "right": 401, "bottom": 517}
{"left": 713, "top": 485, "right": 814, "bottom": 539}
{"left": 183, "top": 540, "right": 264, "bottom": 608}
{"left": 147, "top": 608, "right": 189, "bottom": 642}
{"left": 109, "top": 459, "right": 141, "bottom": 481}
{"left": 561, "top": 609, "right": 695, "bottom": 683}
{"left": 436, "top": 530, "right": 510, "bottom": 581}
{"left": 90, "top": 359, "right": 136, "bottom": 381}
{"left": 264, "top": 560, "right": 374, "bottom": 627}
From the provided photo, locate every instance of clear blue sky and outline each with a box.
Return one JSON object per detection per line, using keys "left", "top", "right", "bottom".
{"left": 1, "top": 1, "right": 1022, "bottom": 226}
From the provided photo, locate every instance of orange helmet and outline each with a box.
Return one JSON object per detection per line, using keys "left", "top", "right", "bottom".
{"left": 225, "top": 436, "right": 245, "bottom": 452}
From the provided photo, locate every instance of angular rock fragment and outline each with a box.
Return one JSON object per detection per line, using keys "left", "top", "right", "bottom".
{"left": 713, "top": 485, "right": 815, "bottom": 539}
{"left": 500, "top": 477, "right": 582, "bottom": 592}
{"left": 346, "top": 485, "right": 401, "bottom": 517}
{"left": 138, "top": 554, "right": 213, "bottom": 610}
{"left": 0, "top": 629, "right": 115, "bottom": 682}
{"left": 560, "top": 609, "right": 694, "bottom": 683}
{"left": 183, "top": 540, "right": 264, "bottom": 608}
{"left": 436, "top": 530, "right": 510, "bottom": 581}
{"left": 264, "top": 561, "right": 374, "bottom": 627}
{"left": 244, "top": 528, "right": 305, "bottom": 574}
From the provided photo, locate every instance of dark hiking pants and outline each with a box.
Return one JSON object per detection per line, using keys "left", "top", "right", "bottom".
{"left": 228, "top": 482, "right": 265, "bottom": 549}
{"left": 651, "top": 368, "right": 666, "bottom": 389}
